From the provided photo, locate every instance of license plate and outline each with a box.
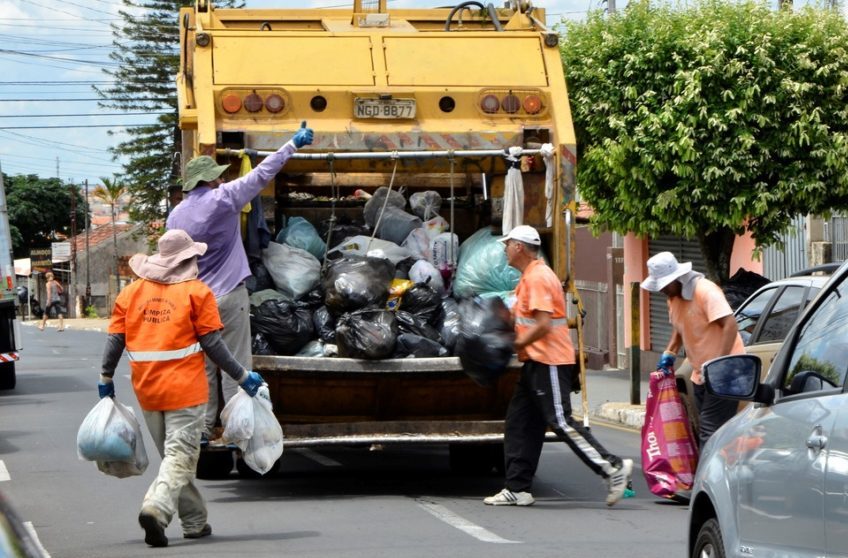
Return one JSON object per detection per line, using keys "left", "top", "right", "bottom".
{"left": 354, "top": 98, "right": 416, "bottom": 119}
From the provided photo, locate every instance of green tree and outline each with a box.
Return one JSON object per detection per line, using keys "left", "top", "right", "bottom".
{"left": 92, "top": 176, "right": 129, "bottom": 296}
{"left": 95, "top": 0, "right": 241, "bottom": 236}
{"left": 4, "top": 173, "right": 86, "bottom": 257}
{"left": 561, "top": 0, "right": 848, "bottom": 282}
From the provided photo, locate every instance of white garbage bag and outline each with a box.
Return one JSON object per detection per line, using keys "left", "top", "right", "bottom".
{"left": 77, "top": 397, "right": 149, "bottom": 478}
{"left": 222, "top": 386, "right": 284, "bottom": 475}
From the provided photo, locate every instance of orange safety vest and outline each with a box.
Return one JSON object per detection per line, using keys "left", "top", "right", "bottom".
{"left": 108, "top": 279, "right": 224, "bottom": 411}
{"left": 513, "top": 259, "right": 575, "bottom": 365}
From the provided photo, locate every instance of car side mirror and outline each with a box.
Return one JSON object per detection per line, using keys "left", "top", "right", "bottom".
{"left": 704, "top": 354, "right": 773, "bottom": 404}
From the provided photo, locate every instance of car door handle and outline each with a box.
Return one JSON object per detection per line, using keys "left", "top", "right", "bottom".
{"left": 806, "top": 426, "right": 828, "bottom": 451}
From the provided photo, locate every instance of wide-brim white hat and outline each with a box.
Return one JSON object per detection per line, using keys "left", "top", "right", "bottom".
{"left": 640, "top": 251, "right": 693, "bottom": 292}
{"left": 129, "top": 229, "right": 207, "bottom": 284}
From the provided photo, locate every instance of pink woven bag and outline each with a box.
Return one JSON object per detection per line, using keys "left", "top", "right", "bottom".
{"left": 641, "top": 370, "right": 699, "bottom": 498}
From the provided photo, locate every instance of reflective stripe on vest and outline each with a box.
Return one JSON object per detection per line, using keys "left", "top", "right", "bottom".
{"left": 515, "top": 316, "right": 568, "bottom": 327}
{"left": 127, "top": 342, "right": 202, "bottom": 362}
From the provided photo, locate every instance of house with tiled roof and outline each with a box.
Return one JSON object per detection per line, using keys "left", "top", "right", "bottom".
{"left": 70, "top": 222, "right": 149, "bottom": 316}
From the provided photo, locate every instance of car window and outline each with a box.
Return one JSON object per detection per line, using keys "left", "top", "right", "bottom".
{"left": 735, "top": 287, "right": 778, "bottom": 345}
{"left": 756, "top": 286, "right": 806, "bottom": 343}
{"left": 784, "top": 279, "right": 848, "bottom": 394}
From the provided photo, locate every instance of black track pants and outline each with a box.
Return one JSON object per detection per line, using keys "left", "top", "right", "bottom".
{"left": 693, "top": 382, "right": 739, "bottom": 449}
{"left": 503, "top": 361, "right": 622, "bottom": 493}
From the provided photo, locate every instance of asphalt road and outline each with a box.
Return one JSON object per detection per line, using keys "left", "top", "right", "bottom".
{"left": 1, "top": 325, "right": 689, "bottom": 558}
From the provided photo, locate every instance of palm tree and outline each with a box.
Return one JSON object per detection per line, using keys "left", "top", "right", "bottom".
{"left": 92, "top": 176, "right": 128, "bottom": 307}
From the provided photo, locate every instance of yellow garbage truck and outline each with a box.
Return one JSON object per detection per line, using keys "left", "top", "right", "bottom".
{"left": 177, "top": 0, "right": 584, "bottom": 477}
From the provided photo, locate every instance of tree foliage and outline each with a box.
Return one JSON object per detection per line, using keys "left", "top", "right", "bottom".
{"left": 96, "top": 0, "right": 240, "bottom": 235}
{"left": 4, "top": 174, "right": 86, "bottom": 257}
{"left": 561, "top": 0, "right": 848, "bottom": 282}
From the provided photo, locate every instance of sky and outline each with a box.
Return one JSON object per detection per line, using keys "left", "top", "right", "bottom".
{"left": 0, "top": 0, "right": 596, "bottom": 192}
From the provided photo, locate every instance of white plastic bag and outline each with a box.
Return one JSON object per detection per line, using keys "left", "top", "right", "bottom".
{"left": 402, "top": 228, "right": 432, "bottom": 262}
{"left": 262, "top": 241, "right": 321, "bottom": 300}
{"left": 77, "top": 398, "right": 149, "bottom": 478}
{"left": 222, "top": 386, "right": 284, "bottom": 475}
{"left": 221, "top": 390, "right": 255, "bottom": 443}
{"left": 409, "top": 260, "right": 445, "bottom": 296}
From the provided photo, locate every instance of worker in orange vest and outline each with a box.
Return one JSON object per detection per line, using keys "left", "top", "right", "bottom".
{"left": 97, "top": 229, "right": 264, "bottom": 548}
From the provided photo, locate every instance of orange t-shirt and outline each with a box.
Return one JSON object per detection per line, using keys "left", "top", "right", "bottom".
{"left": 513, "top": 259, "right": 575, "bottom": 365}
{"left": 108, "top": 279, "right": 224, "bottom": 411}
{"left": 667, "top": 278, "right": 745, "bottom": 385}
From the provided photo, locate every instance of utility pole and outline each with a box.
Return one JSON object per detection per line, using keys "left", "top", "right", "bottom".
{"left": 608, "top": 0, "right": 616, "bottom": 13}
{"left": 70, "top": 183, "right": 77, "bottom": 318}
{"left": 85, "top": 180, "right": 90, "bottom": 310}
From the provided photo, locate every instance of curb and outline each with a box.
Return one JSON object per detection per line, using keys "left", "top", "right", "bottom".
{"left": 592, "top": 402, "right": 646, "bottom": 430}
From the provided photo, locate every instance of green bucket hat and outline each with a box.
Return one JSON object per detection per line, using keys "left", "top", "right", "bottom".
{"left": 183, "top": 156, "right": 230, "bottom": 192}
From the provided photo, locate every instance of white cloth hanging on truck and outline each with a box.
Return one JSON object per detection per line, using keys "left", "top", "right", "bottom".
{"left": 540, "top": 143, "right": 556, "bottom": 228}
{"left": 502, "top": 145, "right": 525, "bottom": 234}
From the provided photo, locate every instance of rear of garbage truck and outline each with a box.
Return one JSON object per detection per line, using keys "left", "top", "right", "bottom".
{"left": 177, "top": 0, "right": 582, "bottom": 476}
{"left": 0, "top": 167, "right": 21, "bottom": 390}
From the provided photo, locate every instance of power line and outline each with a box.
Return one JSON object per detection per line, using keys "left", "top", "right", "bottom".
{"left": 0, "top": 112, "right": 169, "bottom": 118}
{"left": 0, "top": 48, "right": 120, "bottom": 67}
{"left": 0, "top": 98, "right": 172, "bottom": 102}
{"left": 0, "top": 81, "right": 114, "bottom": 85}
{"left": 0, "top": 124, "right": 152, "bottom": 130}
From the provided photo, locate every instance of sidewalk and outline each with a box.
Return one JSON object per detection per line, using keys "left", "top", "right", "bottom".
{"left": 21, "top": 318, "right": 648, "bottom": 430}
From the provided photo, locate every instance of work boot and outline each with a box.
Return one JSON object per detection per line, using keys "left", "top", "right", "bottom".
{"left": 183, "top": 523, "right": 212, "bottom": 539}
{"left": 606, "top": 458, "right": 634, "bottom": 507}
{"left": 483, "top": 488, "right": 535, "bottom": 506}
{"left": 138, "top": 509, "right": 168, "bottom": 548}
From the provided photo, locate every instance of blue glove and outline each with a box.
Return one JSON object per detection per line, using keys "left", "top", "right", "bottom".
{"left": 657, "top": 352, "right": 676, "bottom": 375}
{"left": 291, "top": 120, "right": 313, "bottom": 148}
{"left": 240, "top": 371, "right": 265, "bottom": 397}
{"left": 98, "top": 381, "right": 115, "bottom": 399}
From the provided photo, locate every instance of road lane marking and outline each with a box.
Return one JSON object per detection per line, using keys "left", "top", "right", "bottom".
{"left": 293, "top": 448, "right": 342, "bottom": 467}
{"left": 0, "top": 460, "right": 9, "bottom": 481}
{"left": 23, "top": 521, "right": 52, "bottom": 557}
{"left": 415, "top": 499, "right": 521, "bottom": 544}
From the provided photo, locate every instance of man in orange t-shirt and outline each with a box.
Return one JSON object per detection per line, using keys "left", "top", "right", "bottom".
{"left": 483, "top": 225, "right": 633, "bottom": 508}
{"left": 641, "top": 251, "right": 745, "bottom": 448}
{"left": 97, "top": 229, "right": 265, "bottom": 548}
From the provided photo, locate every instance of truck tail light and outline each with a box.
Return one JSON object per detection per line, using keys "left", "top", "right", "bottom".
{"left": 244, "top": 92, "right": 263, "bottom": 113}
{"left": 523, "top": 94, "right": 542, "bottom": 115}
{"left": 222, "top": 94, "right": 242, "bottom": 113}
{"left": 501, "top": 94, "right": 520, "bottom": 114}
{"left": 265, "top": 94, "right": 285, "bottom": 113}
{"left": 481, "top": 94, "right": 500, "bottom": 114}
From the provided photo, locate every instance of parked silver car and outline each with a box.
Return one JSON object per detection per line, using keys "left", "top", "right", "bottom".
{"left": 688, "top": 261, "right": 848, "bottom": 558}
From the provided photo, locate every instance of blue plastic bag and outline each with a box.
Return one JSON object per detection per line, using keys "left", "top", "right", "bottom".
{"left": 276, "top": 216, "right": 327, "bottom": 261}
{"left": 452, "top": 228, "right": 521, "bottom": 299}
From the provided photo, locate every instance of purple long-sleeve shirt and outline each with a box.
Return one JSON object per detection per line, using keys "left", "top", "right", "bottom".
{"left": 166, "top": 141, "right": 297, "bottom": 297}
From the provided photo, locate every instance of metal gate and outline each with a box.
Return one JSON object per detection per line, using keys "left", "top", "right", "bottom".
{"left": 827, "top": 213, "right": 848, "bottom": 262}
{"left": 763, "top": 215, "right": 807, "bottom": 280}
{"left": 647, "top": 237, "right": 707, "bottom": 352}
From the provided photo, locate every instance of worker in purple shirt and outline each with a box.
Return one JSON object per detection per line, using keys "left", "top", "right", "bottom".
{"left": 166, "top": 121, "right": 314, "bottom": 441}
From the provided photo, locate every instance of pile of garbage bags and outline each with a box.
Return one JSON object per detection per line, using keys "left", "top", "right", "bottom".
{"left": 248, "top": 187, "right": 524, "bottom": 367}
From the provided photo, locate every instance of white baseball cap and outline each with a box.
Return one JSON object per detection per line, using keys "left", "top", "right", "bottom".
{"left": 498, "top": 225, "right": 541, "bottom": 246}
{"left": 640, "top": 251, "right": 693, "bottom": 292}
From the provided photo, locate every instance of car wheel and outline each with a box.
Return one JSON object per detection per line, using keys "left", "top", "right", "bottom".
{"left": 692, "top": 518, "right": 725, "bottom": 558}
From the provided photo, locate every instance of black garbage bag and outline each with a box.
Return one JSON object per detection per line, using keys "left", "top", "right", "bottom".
{"left": 335, "top": 309, "right": 397, "bottom": 359}
{"left": 246, "top": 260, "right": 274, "bottom": 294}
{"left": 29, "top": 297, "right": 43, "bottom": 319}
{"left": 394, "top": 257, "right": 415, "bottom": 280}
{"left": 313, "top": 305, "right": 336, "bottom": 343}
{"left": 299, "top": 286, "right": 326, "bottom": 309}
{"left": 455, "top": 297, "right": 516, "bottom": 387}
{"left": 364, "top": 187, "right": 406, "bottom": 228}
{"left": 250, "top": 299, "right": 315, "bottom": 355}
{"left": 438, "top": 297, "right": 461, "bottom": 353}
{"left": 401, "top": 283, "right": 443, "bottom": 325}
{"left": 395, "top": 310, "right": 442, "bottom": 343}
{"left": 373, "top": 206, "right": 422, "bottom": 246}
{"left": 251, "top": 333, "right": 276, "bottom": 356}
{"left": 323, "top": 255, "right": 395, "bottom": 316}
{"left": 394, "top": 333, "right": 449, "bottom": 358}
{"left": 319, "top": 217, "right": 370, "bottom": 248}
{"left": 721, "top": 268, "right": 770, "bottom": 310}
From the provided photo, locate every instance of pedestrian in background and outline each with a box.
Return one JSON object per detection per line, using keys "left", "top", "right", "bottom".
{"left": 484, "top": 225, "right": 634, "bottom": 507}
{"left": 97, "top": 229, "right": 265, "bottom": 548}
{"left": 38, "top": 272, "right": 64, "bottom": 332}
{"left": 166, "top": 122, "right": 313, "bottom": 443}
{"left": 640, "top": 251, "right": 745, "bottom": 448}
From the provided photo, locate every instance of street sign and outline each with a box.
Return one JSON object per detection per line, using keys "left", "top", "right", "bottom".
{"left": 51, "top": 242, "right": 71, "bottom": 262}
{"left": 29, "top": 248, "right": 51, "bottom": 268}
{"left": 13, "top": 258, "right": 30, "bottom": 276}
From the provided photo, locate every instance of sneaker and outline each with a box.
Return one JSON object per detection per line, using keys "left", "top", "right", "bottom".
{"left": 138, "top": 509, "right": 168, "bottom": 548}
{"left": 483, "top": 488, "right": 535, "bottom": 506}
{"left": 606, "top": 458, "right": 634, "bottom": 507}
{"left": 184, "top": 523, "right": 212, "bottom": 539}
